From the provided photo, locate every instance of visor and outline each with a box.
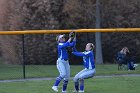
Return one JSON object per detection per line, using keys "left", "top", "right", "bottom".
{"left": 57, "top": 34, "right": 65, "bottom": 42}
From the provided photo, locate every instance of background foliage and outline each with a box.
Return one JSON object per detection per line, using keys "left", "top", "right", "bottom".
{"left": 0, "top": 0, "right": 140, "bottom": 64}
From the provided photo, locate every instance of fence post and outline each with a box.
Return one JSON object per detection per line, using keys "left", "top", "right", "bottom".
{"left": 22, "top": 34, "right": 26, "bottom": 79}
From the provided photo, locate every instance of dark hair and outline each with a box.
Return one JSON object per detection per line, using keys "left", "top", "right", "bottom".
{"left": 90, "top": 43, "right": 95, "bottom": 50}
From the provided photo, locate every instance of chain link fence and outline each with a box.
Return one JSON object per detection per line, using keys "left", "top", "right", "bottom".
{"left": 0, "top": 32, "right": 140, "bottom": 80}
{"left": 0, "top": 33, "right": 89, "bottom": 80}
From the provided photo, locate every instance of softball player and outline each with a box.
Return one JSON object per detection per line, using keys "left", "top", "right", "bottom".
{"left": 72, "top": 43, "right": 95, "bottom": 93}
{"left": 52, "top": 33, "right": 76, "bottom": 92}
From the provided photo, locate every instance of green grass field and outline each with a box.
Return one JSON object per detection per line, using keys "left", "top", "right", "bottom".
{"left": 0, "top": 77, "right": 140, "bottom": 93}
{"left": 0, "top": 64, "right": 140, "bottom": 93}
{"left": 0, "top": 64, "right": 140, "bottom": 80}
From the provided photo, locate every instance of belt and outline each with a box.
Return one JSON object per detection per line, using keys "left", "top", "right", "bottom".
{"left": 58, "top": 58, "right": 68, "bottom": 61}
{"left": 62, "top": 59, "right": 68, "bottom": 61}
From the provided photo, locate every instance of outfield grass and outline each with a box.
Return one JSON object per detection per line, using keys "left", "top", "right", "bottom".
{"left": 0, "top": 64, "right": 140, "bottom": 80}
{"left": 0, "top": 76, "right": 140, "bottom": 93}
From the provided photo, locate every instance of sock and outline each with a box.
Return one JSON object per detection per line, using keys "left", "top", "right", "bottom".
{"left": 54, "top": 76, "right": 63, "bottom": 86}
{"left": 80, "top": 79, "right": 84, "bottom": 91}
{"left": 74, "top": 82, "right": 79, "bottom": 91}
{"left": 62, "top": 80, "right": 68, "bottom": 91}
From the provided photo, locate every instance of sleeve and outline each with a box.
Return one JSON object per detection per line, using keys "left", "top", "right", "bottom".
{"left": 72, "top": 47, "right": 77, "bottom": 52}
{"left": 72, "top": 52, "right": 85, "bottom": 57}
{"left": 59, "top": 42, "right": 70, "bottom": 48}
{"left": 116, "top": 52, "right": 120, "bottom": 60}
{"left": 72, "top": 51, "right": 91, "bottom": 57}
{"left": 68, "top": 41, "right": 76, "bottom": 47}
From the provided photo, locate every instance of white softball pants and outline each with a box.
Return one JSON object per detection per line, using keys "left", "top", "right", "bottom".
{"left": 74, "top": 68, "right": 96, "bottom": 82}
{"left": 57, "top": 58, "right": 70, "bottom": 81}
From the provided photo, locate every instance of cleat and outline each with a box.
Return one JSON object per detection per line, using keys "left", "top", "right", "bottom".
{"left": 62, "top": 90, "right": 67, "bottom": 92}
{"left": 73, "top": 90, "right": 78, "bottom": 92}
{"left": 52, "top": 86, "right": 58, "bottom": 92}
{"left": 79, "top": 90, "right": 84, "bottom": 93}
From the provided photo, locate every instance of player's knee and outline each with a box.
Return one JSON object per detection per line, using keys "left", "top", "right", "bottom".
{"left": 60, "top": 73, "right": 66, "bottom": 78}
{"left": 79, "top": 78, "right": 84, "bottom": 81}
{"left": 73, "top": 77, "right": 78, "bottom": 82}
{"left": 79, "top": 76, "right": 84, "bottom": 80}
{"left": 64, "top": 76, "right": 70, "bottom": 81}
{"left": 56, "top": 76, "right": 63, "bottom": 81}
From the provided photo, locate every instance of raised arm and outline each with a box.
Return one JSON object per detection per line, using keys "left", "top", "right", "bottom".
{"left": 69, "top": 40, "right": 76, "bottom": 47}
{"left": 72, "top": 46, "right": 77, "bottom": 52}
{"left": 69, "top": 32, "right": 76, "bottom": 47}
{"left": 72, "top": 51, "right": 91, "bottom": 57}
{"left": 72, "top": 52, "right": 86, "bottom": 57}
{"left": 59, "top": 38, "right": 73, "bottom": 48}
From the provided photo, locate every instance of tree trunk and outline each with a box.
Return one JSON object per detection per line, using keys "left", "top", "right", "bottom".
{"left": 95, "top": 0, "right": 103, "bottom": 64}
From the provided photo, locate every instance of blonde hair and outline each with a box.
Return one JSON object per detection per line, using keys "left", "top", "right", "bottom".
{"left": 56, "top": 35, "right": 59, "bottom": 41}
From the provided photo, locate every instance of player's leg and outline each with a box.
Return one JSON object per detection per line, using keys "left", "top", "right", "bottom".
{"left": 52, "top": 60, "right": 66, "bottom": 92}
{"left": 78, "top": 69, "right": 96, "bottom": 92}
{"left": 79, "top": 79, "right": 84, "bottom": 93}
{"left": 73, "top": 69, "right": 87, "bottom": 92}
{"left": 55, "top": 60, "right": 67, "bottom": 85}
{"left": 62, "top": 60, "right": 70, "bottom": 92}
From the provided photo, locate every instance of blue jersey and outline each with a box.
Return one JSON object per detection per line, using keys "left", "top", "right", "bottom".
{"left": 58, "top": 41, "right": 76, "bottom": 60}
{"left": 73, "top": 50, "right": 95, "bottom": 69}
